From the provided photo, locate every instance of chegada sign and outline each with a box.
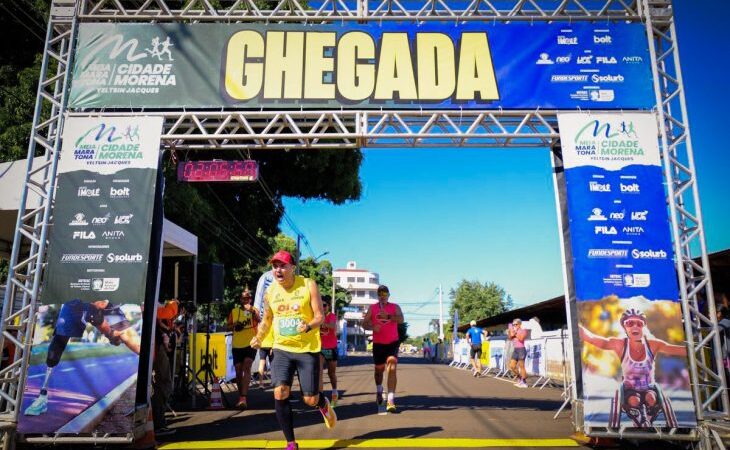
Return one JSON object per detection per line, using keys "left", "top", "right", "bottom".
{"left": 69, "top": 22, "right": 653, "bottom": 110}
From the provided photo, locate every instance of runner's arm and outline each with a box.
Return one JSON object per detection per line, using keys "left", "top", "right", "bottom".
{"left": 650, "top": 338, "right": 688, "bottom": 357}
{"left": 578, "top": 324, "right": 623, "bottom": 354}
{"left": 251, "top": 295, "right": 273, "bottom": 348}
{"left": 362, "top": 306, "right": 374, "bottom": 330}
{"left": 392, "top": 304, "right": 404, "bottom": 324}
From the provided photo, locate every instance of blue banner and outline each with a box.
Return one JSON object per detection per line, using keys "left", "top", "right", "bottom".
{"left": 558, "top": 112, "right": 696, "bottom": 429}
{"left": 69, "top": 22, "right": 653, "bottom": 109}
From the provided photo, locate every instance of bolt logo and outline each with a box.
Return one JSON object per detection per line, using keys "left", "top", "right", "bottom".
{"left": 110, "top": 186, "right": 131, "bottom": 198}
{"left": 574, "top": 120, "right": 643, "bottom": 158}
{"left": 620, "top": 183, "right": 640, "bottom": 193}
{"left": 73, "top": 122, "right": 142, "bottom": 161}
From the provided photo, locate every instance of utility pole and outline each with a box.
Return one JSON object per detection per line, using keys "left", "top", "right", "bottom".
{"left": 438, "top": 284, "right": 444, "bottom": 340}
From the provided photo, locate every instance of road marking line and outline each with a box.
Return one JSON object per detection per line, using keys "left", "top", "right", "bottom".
{"left": 160, "top": 438, "right": 579, "bottom": 449}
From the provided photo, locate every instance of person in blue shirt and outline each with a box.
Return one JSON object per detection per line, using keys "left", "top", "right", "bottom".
{"left": 466, "top": 320, "right": 486, "bottom": 377}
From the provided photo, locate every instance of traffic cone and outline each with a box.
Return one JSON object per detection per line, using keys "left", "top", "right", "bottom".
{"left": 208, "top": 376, "right": 224, "bottom": 410}
{"left": 134, "top": 407, "right": 157, "bottom": 449}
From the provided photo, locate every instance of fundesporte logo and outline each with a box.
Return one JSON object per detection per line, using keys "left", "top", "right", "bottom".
{"left": 73, "top": 122, "right": 142, "bottom": 162}
{"left": 573, "top": 119, "right": 643, "bottom": 158}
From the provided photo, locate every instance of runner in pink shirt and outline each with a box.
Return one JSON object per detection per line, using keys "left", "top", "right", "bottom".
{"left": 319, "top": 297, "right": 339, "bottom": 406}
{"left": 508, "top": 318, "right": 529, "bottom": 388}
{"left": 363, "top": 285, "right": 404, "bottom": 413}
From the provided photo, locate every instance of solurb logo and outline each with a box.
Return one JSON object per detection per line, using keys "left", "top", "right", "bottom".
{"left": 107, "top": 252, "right": 143, "bottom": 263}
{"left": 631, "top": 249, "right": 667, "bottom": 259}
{"left": 110, "top": 186, "right": 130, "bottom": 198}
{"left": 72, "top": 231, "right": 96, "bottom": 240}
{"left": 589, "top": 181, "right": 610, "bottom": 192}
{"left": 631, "top": 210, "right": 648, "bottom": 221}
{"left": 620, "top": 183, "right": 640, "bottom": 193}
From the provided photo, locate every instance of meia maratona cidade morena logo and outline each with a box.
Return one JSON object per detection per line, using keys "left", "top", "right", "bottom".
{"left": 73, "top": 122, "right": 142, "bottom": 164}
{"left": 75, "top": 33, "right": 177, "bottom": 95}
{"left": 572, "top": 118, "right": 645, "bottom": 163}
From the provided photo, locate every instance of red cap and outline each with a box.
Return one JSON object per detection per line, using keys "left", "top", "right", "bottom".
{"left": 269, "top": 250, "right": 294, "bottom": 265}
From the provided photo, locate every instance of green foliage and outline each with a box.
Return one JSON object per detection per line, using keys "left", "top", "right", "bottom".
{"left": 448, "top": 280, "right": 513, "bottom": 329}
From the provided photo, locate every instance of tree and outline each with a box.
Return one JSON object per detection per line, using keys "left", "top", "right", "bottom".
{"left": 448, "top": 280, "right": 513, "bottom": 329}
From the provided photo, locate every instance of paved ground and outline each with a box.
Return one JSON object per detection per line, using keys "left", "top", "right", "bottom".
{"left": 154, "top": 354, "right": 619, "bottom": 449}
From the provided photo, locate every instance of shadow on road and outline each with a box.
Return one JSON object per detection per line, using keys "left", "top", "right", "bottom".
{"left": 397, "top": 394, "right": 563, "bottom": 412}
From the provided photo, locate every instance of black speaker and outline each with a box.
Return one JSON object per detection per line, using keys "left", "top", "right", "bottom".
{"left": 197, "top": 263, "right": 224, "bottom": 303}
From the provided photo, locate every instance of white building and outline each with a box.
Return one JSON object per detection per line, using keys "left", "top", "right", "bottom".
{"left": 333, "top": 261, "right": 380, "bottom": 350}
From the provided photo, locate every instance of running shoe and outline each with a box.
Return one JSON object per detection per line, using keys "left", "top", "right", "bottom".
{"left": 386, "top": 401, "right": 397, "bottom": 413}
{"left": 472, "top": 371, "right": 477, "bottom": 377}
{"left": 320, "top": 397, "right": 337, "bottom": 429}
{"left": 331, "top": 390, "right": 339, "bottom": 407}
{"left": 236, "top": 396, "right": 247, "bottom": 409}
{"left": 515, "top": 381, "right": 528, "bottom": 388}
{"left": 24, "top": 394, "right": 48, "bottom": 416}
{"left": 376, "top": 391, "right": 384, "bottom": 405}
{"left": 285, "top": 442, "right": 299, "bottom": 450}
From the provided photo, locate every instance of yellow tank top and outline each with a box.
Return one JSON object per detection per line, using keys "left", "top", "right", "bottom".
{"left": 229, "top": 306, "right": 257, "bottom": 348}
{"left": 267, "top": 276, "right": 320, "bottom": 353}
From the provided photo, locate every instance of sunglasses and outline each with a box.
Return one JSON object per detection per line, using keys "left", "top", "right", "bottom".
{"left": 624, "top": 319, "right": 644, "bottom": 328}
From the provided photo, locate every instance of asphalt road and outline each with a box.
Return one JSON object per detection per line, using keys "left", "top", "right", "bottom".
{"left": 157, "top": 354, "right": 592, "bottom": 449}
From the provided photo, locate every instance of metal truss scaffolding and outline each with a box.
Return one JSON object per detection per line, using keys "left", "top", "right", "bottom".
{"left": 0, "top": 0, "right": 727, "bottom": 449}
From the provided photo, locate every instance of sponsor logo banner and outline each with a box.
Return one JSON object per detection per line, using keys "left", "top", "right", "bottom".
{"left": 557, "top": 112, "right": 696, "bottom": 428}
{"left": 19, "top": 116, "right": 162, "bottom": 436}
{"left": 69, "top": 22, "right": 653, "bottom": 109}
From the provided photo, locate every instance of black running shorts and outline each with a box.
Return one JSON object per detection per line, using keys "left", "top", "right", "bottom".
{"left": 270, "top": 349, "right": 320, "bottom": 396}
{"left": 373, "top": 341, "right": 399, "bottom": 366}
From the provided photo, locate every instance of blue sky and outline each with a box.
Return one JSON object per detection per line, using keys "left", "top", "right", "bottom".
{"left": 281, "top": 2, "right": 730, "bottom": 336}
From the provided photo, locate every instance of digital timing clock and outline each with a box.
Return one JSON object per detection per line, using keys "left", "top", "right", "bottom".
{"left": 177, "top": 160, "right": 259, "bottom": 182}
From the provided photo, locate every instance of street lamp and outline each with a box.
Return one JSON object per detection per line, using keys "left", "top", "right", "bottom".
{"left": 313, "top": 251, "right": 330, "bottom": 262}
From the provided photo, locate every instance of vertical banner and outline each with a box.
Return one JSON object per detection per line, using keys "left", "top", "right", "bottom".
{"left": 19, "top": 116, "right": 163, "bottom": 435}
{"left": 557, "top": 112, "right": 696, "bottom": 429}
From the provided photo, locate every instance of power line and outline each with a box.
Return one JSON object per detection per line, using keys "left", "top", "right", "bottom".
{"left": 0, "top": 4, "right": 44, "bottom": 42}
{"left": 204, "top": 184, "right": 271, "bottom": 259}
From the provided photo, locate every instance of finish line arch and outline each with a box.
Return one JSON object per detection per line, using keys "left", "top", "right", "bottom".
{"left": 1, "top": 1, "right": 727, "bottom": 449}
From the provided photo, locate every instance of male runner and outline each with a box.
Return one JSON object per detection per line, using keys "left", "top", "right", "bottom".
{"left": 25, "top": 299, "right": 141, "bottom": 416}
{"left": 363, "top": 285, "right": 404, "bottom": 413}
{"left": 251, "top": 250, "right": 336, "bottom": 450}
{"left": 466, "top": 320, "right": 486, "bottom": 377}
{"left": 319, "top": 297, "right": 339, "bottom": 406}
{"left": 227, "top": 289, "right": 259, "bottom": 408}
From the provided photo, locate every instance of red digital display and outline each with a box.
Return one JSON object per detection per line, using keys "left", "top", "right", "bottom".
{"left": 177, "top": 160, "right": 259, "bottom": 182}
